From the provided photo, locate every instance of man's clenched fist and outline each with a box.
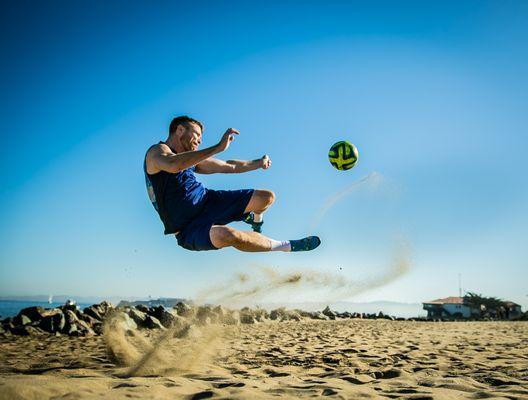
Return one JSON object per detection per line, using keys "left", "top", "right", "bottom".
{"left": 261, "top": 155, "right": 272, "bottom": 169}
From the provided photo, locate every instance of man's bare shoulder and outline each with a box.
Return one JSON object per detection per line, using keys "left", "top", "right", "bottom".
{"left": 146, "top": 143, "right": 173, "bottom": 174}
{"left": 148, "top": 142, "right": 172, "bottom": 154}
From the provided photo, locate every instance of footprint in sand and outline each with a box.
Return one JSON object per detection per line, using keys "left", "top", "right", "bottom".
{"left": 213, "top": 381, "right": 245, "bottom": 388}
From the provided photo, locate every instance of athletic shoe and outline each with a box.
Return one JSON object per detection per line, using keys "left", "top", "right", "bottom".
{"left": 290, "top": 236, "right": 321, "bottom": 252}
{"left": 243, "top": 212, "right": 264, "bottom": 233}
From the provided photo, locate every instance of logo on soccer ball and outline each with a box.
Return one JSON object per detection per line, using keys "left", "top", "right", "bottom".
{"left": 328, "top": 141, "right": 358, "bottom": 170}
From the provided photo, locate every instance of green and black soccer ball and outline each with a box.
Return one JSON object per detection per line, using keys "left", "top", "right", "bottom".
{"left": 328, "top": 140, "right": 359, "bottom": 170}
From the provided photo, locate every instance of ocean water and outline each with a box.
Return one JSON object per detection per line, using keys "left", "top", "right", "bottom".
{"left": 0, "top": 300, "right": 91, "bottom": 319}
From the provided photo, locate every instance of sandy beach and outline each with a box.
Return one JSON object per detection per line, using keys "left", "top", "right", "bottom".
{"left": 1, "top": 319, "right": 527, "bottom": 399}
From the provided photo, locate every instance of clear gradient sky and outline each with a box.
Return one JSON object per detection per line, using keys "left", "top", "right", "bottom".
{"left": 1, "top": 1, "right": 527, "bottom": 308}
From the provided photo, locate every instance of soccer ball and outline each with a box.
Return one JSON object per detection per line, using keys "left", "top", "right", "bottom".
{"left": 328, "top": 141, "right": 359, "bottom": 170}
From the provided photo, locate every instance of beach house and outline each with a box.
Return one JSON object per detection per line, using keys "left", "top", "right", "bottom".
{"left": 503, "top": 301, "right": 523, "bottom": 319}
{"left": 423, "top": 296, "right": 523, "bottom": 320}
{"left": 422, "top": 296, "right": 473, "bottom": 319}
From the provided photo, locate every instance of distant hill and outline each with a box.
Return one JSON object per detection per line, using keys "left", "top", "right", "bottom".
{"left": 0, "top": 295, "right": 149, "bottom": 306}
{"left": 255, "top": 301, "right": 426, "bottom": 318}
{"left": 0, "top": 296, "right": 426, "bottom": 318}
{"left": 118, "top": 298, "right": 190, "bottom": 308}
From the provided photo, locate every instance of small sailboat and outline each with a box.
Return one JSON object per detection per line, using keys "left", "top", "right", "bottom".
{"left": 48, "top": 295, "right": 53, "bottom": 304}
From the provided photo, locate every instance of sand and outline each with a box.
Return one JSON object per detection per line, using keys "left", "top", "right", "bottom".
{"left": 1, "top": 319, "right": 527, "bottom": 399}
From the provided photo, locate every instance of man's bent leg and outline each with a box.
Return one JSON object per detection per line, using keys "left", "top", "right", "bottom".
{"left": 210, "top": 225, "right": 290, "bottom": 252}
{"left": 210, "top": 225, "right": 271, "bottom": 252}
{"left": 209, "top": 225, "right": 321, "bottom": 253}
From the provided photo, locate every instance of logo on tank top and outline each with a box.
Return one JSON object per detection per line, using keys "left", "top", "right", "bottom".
{"left": 144, "top": 171, "right": 159, "bottom": 211}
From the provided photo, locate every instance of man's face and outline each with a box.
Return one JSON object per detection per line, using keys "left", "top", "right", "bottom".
{"left": 180, "top": 122, "right": 202, "bottom": 151}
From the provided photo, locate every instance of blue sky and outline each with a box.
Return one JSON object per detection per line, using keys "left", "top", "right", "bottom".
{"left": 1, "top": 1, "right": 527, "bottom": 309}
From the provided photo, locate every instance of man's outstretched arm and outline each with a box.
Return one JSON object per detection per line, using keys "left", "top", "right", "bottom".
{"left": 195, "top": 155, "right": 271, "bottom": 174}
{"left": 148, "top": 128, "right": 238, "bottom": 174}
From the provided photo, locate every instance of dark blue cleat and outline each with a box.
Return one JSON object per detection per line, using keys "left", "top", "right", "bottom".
{"left": 290, "top": 236, "right": 321, "bottom": 252}
{"left": 243, "top": 212, "right": 264, "bottom": 233}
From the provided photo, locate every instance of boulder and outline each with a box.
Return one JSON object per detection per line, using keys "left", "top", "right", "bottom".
{"left": 83, "top": 301, "right": 113, "bottom": 321}
{"left": 13, "top": 314, "right": 32, "bottom": 326}
{"left": 269, "top": 308, "right": 284, "bottom": 321}
{"left": 98, "top": 301, "right": 113, "bottom": 315}
{"left": 63, "top": 310, "right": 92, "bottom": 335}
{"left": 2, "top": 318, "right": 15, "bottom": 332}
{"left": 174, "top": 302, "right": 194, "bottom": 318}
{"left": 135, "top": 304, "right": 149, "bottom": 314}
{"left": 240, "top": 308, "right": 257, "bottom": 324}
{"left": 11, "top": 325, "right": 30, "bottom": 336}
{"left": 75, "top": 319, "right": 95, "bottom": 336}
{"left": 196, "top": 305, "right": 216, "bottom": 324}
{"left": 64, "top": 309, "right": 79, "bottom": 325}
{"left": 84, "top": 306, "right": 103, "bottom": 321}
{"left": 214, "top": 305, "right": 240, "bottom": 324}
{"left": 60, "top": 302, "right": 78, "bottom": 313}
{"left": 145, "top": 315, "right": 165, "bottom": 330}
{"left": 254, "top": 309, "right": 269, "bottom": 322}
{"left": 148, "top": 306, "right": 181, "bottom": 328}
{"left": 311, "top": 311, "right": 329, "bottom": 320}
{"left": 222, "top": 310, "right": 240, "bottom": 325}
{"left": 286, "top": 310, "right": 302, "bottom": 321}
{"left": 39, "top": 312, "right": 65, "bottom": 333}
{"left": 77, "top": 312, "right": 99, "bottom": 326}
{"left": 92, "top": 322, "right": 103, "bottom": 335}
{"left": 297, "top": 310, "right": 311, "bottom": 318}
{"left": 53, "top": 312, "right": 66, "bottom": 332}
{"left": 113, "top": 312, "right": 138, "bottom": 332}
{"left": 62, "top": 310, "right": 79, "bottom": 335}
{"left": 322, "top": 306, "right": 337, "bottom": 320}
{"left": 127, "top": 308, "right": 148, "bottom": 328}
{"left": 18, "top": 306, "right": 46, "bottom": 322}
{"left": 240, "top": 314, "right": 257, "bottom": 324}
{"left": 66, "top": 323, "right": 79, "bottom": 336}
{"left": 213, "top": 305, "right": 227, "bottom": 318}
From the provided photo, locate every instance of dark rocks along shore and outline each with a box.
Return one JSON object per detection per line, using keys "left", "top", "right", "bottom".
{"left": 3, "top": 301, "right": 495, "bottom": 338}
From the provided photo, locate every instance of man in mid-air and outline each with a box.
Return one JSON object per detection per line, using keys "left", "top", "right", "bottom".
{"left": 144, "top": 115, "right": 321, "bottom": 252}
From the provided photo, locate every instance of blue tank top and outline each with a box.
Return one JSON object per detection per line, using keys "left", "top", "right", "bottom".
{"left": 144, "top": 144, "right": 207, "bottom": 234}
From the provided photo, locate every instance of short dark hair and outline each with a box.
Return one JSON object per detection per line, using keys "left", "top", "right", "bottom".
{"left": 169, "top": 116, "right": 204, "bottom": 135}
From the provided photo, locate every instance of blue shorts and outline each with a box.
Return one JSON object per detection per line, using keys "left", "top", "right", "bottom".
{"left": 175, "top": 189, "right": 254, "bottom": 251}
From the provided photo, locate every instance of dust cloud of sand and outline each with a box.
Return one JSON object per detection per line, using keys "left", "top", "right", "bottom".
{"left": 104, "top": 313, "right": 227, "bottom": 377}
{"left": 104, "top": 171, "right": 411, "bottom": 377}
{"left": 201, "top": 237, "right": 411, "bottom": 307}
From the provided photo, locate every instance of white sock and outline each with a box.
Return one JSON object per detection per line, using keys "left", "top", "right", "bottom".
{"left": 269, "top": 239, "right": 291, "bottom": 252}
{"left": 253, "top": 213, "right": 263, "bottom": 223}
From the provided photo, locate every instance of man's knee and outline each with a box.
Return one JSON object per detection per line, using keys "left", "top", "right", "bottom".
{"left": 256, "top": 189, "right": 275, "bottom": 207}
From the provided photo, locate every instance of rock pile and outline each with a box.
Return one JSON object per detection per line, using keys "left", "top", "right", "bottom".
{"left": 0, "top": 302, "right": 412, "bottom": 337}
{"left": 0, "top": 301, "right": 113, "bottom": 337}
